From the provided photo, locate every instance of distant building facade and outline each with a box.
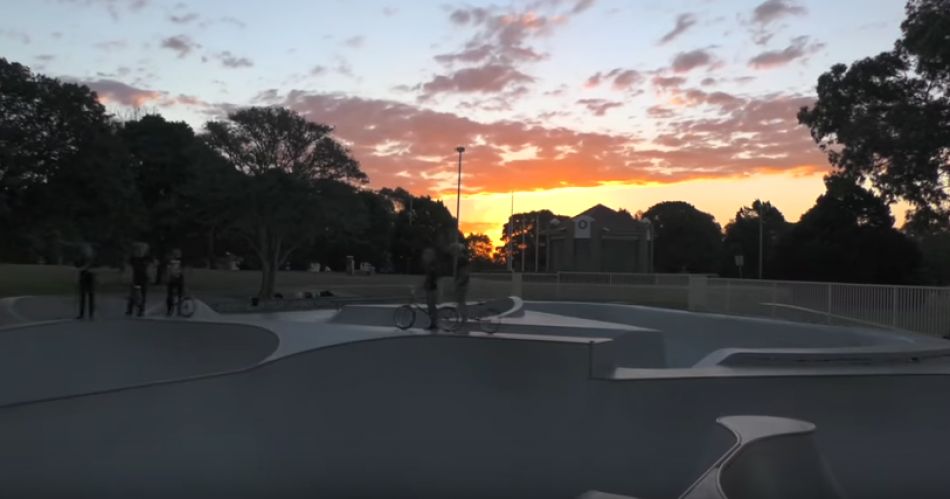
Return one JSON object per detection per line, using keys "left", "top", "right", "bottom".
{"left": 544, "top": 204, "right": 653, "bottom": 273}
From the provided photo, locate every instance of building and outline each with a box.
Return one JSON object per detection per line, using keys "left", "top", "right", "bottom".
{"left": 544, "top": 204, "right": 653, "bottom": 273}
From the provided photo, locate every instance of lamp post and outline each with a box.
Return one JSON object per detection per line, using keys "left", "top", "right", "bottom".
{"left": 757, "top": 204, "right": 764, "bottom": 279}
{"left": 453, "top": 146, "right": 465, "bottom": 278}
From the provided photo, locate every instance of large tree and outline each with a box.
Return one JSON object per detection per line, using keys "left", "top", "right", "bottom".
{"left": 798, "top": 0, "right": 950, "bottom": 230}
{"left": 381, "top": 187, "right": 458, "bottom": 274}
{"left": 499, "top": 210, "right": 561, "bottom": 272}
{"left": 641, "top": 201, "right": 722, "bottom": 273}
{"left": 720, "top": 200, "right": 790, "bottom": 278}
{"left": 774, "top": 175, "right": 921, "bottom": 284}
{"left": 0, "top": 58, "right": 143, "bottom": 263}
{"left": 205, "top": 107, "right": 366, "bottom": 297}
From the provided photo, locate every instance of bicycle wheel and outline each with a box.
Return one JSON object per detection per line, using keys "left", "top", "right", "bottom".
{"left": 436, "top": 306, "right": 461, "bottom": 332}
{"left": 393, "top": 305, "right": 416, "bottom": 330}
{"left": 179, "top": 297, "right": 196, "bottom": 318}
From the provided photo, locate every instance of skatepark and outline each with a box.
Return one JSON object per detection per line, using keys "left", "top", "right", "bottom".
{"left": 1, "top": 292, "right": 950, "bottom": 498}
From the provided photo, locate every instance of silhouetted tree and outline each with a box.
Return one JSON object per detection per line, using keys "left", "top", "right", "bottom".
{"left": 774, "top": 175, "right": 922, "bottom": 284}
{"left": 499, "top": 210, "right": 561, "bottom": 272}
{"left": 641, "top": 201, "right": 722, "bottom": 273}
{"left": 799, "top": 0, "right": 950, "bottom": 231}
{"left": 382, "top": 187, "right": 458, "bottom": 274}
{"left": 0, "top": 58, "right": 143, "bottom": 263}
{"left": 464, "top": 233, "right": 496, "bottom": 270}
{"left": 720, "top": 200, "right": 790, "bottom": 278}
{"left": 204, "top": 107, "right": 366, "bottom": 297}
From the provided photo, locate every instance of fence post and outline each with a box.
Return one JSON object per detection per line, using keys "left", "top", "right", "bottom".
{"left": 556, "top": 272, "right": 561, "bottom": 300}
{"left": 511, "top": 272, "right": 523, "bottom": 299}
{"left": 891, "top": 287, "right": 898, "bottom": 328}
{"left": 826, "top": 283, "right": 832, "bottom": 324}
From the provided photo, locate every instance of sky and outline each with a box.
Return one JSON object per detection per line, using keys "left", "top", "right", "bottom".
{"left": 1, "top": 0, "right": 909, "bottom": 246}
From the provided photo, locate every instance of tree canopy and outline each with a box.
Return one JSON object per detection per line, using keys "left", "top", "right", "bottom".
{"left": 721, "top": 200, "right": 790, "bottom": 278}
{"left": 798, "top": 0, "right": 950, "bottom": 231}
{"left": 641, "top": 201, "right": 722, "bottom": 273}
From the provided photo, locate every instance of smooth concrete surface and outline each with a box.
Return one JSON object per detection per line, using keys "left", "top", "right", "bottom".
{"left": 0, "top": 319, "right": 278, "bottom": 406}
{"left": 1, "top": 337, "right": 950, "bottom": 498}
{"left": 0, "top": 295, "right": 219, "bottom": 326}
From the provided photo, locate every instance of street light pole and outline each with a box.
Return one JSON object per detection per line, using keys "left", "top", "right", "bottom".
{"left": 507, "top": 191, "right": 514, "bottom": 272}
{"left": 453, "top": 146, "right": 465, "bottom": 279}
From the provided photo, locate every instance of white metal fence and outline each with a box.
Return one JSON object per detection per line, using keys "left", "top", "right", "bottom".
{"left": 468, "top": 272, "right": 950, "bottom": 337}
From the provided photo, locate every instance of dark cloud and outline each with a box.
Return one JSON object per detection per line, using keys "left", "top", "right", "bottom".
{"left": 94, "top": 39, "right": 127, "bottom": 51}
{"left": 585, "top": 68, "right": 642, "bottom": 91}
{"left": 169, "top": 12, "right": 198, "bottom": 23}
{"left": 420, "top": 64, "right": 534, "bottom": 98}
{"left": 652, "top": 75, "right": 687, "bottom": 89}
{"left": 57, "top": 0, "right": 148, "bottom": 20}
{"left": 577, "top": 98, "right": 623, "bottom": 116}
{"left": 159, "top": 35, "right": 198, "bottom": 58}
{"left": 215, "top": 51, "right": 253, "bottom": 68}
{"left": 752, "top": 0, "right": 806, "bottom": 25}
{"left": 748, "top": 36, "right": 824, "bottom": 69}
{"left": 343, "top": 36, "right": 365, "bottom": 48}
{"left": 0, "top": 30, "right": 30, "bottom": 44}
{"left": 658, "top": 13, "right": 697, "bottom": 45}
{"left": 701, "top": 77, "right": 717, "bottom": 86}
{"left": 671, "top": 49, "right": 715, "bottom": 73}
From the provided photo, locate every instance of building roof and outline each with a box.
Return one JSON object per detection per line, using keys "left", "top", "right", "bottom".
{"left": 574, "top": 204, "right": 644, "bottom": 232}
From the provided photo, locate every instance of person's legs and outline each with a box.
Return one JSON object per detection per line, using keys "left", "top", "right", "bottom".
{"left": 137, "top": 281, "right": 148, "bottom": 316}
{"left": 166, "top": 281, "right": 175, "bottom": 316}
{"left": 167, "top": 278, "right": 183, "bottom": 315}
{"left": 88, "top": 284, "right": 95, "bottom": 319}
{"left": 455, "top": 285, "right": 468, "bottom": 323}
{"left": 425, "top": 288, "right": 438, "bottom": 329}
{"left": 78, "top": 285, "right": 86, "bottom": 319}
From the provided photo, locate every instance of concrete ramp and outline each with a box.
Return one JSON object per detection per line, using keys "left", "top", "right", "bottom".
{"left": 681, "top": 415, "right": 844, "bottom": 499}
{"left": 0, "top": 319, "right": 277, "bottom": 406}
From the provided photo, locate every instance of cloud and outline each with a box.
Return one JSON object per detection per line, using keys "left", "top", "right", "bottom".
{"left": 585, "top": 68, "right": 642, "bottom": 91}
{"left": 748, "top": 36, "right": 824, "bottom": 69}
{"left": 701, "top": 77, "right": 717, "bottom": 86}
{"left": 577, "top": 99, "right": 623, "bottom": 116}
{"left": 0, "top": 30, "right": 30, "bottom": 44}
{"left": 94, "top": 39, "right": 127, "bottom": 51}
{"left": 658, "top": 13, "right": 697, "bottom": 45}
{"left": 343, "top": 35, "right": 365, "bottom": 48}
{"left": 169, "top": 12, "right": 198, "bottom": 23}
{"left": 82, "top": 78, "right": 163, "bottom": 107}
{"left": 420, "top": 64, "right": 534, "bottom": 98}
{"left": 215, "top": 51, "right": 253, "bottom": 68}
{"left": 268, "top": 90, "right": 827, "bottom": 195}
{"left": 160, "top": 35, "right": 198, "bottom": 58}
{"left": 647, "top": 105, "right": 675, "bottom": 119}
{"left": 57, "top": 0, "right": 148, "bottom": 20}
{"left": 310, "top": 65, "right": 326, "bottom": 76}
{"left": 219, "top": 16, "right": 246, "bottom": 28}
{"left": 382, "top": 6, "right": 398, "bottom": 16}
{"left": 752, "top": 0, "right": 806, "bottom": 25}
{"left": 671, "top": 49, "right": 715, "bottom": 73}
{"left": 428, "top": 2, "right": 590, "bottom": 100}
{"left": 652, "top": 75, "right": 687, "bottom": 89}
{"left": 36, "top": 54, "right": 56, "bottom": 62}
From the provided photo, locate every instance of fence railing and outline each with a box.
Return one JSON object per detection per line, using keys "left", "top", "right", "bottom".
{"left": 468, "top": 272, "right": 950, "bottom": 337}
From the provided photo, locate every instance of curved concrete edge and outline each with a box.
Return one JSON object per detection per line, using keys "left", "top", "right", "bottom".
{"left": 696, "top": 345, "right": 950, "bottom": 368}
{"left": 676, "top": 415, "right": 848, "bottom": 499}
{"left": 0, "top": 319, "right": 282, "bottom": 410}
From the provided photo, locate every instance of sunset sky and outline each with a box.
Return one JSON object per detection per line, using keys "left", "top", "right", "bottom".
{"left": 2, "top": 0, "right": 908, "bottom": 245}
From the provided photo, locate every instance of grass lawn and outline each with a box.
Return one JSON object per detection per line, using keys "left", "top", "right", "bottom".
{"left": 0, "top": 264, "right": 420, "bottom": 299}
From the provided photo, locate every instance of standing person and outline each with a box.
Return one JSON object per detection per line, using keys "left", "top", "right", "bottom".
{"left": 454, "top": 245, "right": 471, "bottom": 324}
{"left": 75, "top": 245, "right": 96, "bottom": 320}
{"left": 126, "top": 243, "right": 150, "bottom": 317}
{"left": 421, "top": 247, "right": 439, "bottom": 330}
{"left": 165, "top": 248, "right": 185, "bottom": 316}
